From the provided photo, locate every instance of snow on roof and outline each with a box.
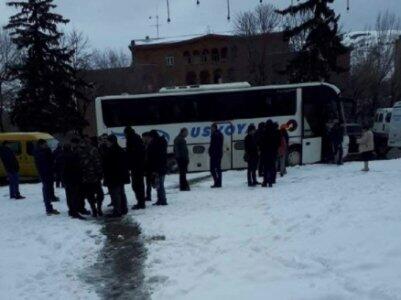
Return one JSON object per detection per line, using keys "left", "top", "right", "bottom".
{"left": 343, "top": 30, "right": 401, "bottom": 48}
{"left": 134, "top": 32, "right": 234, "bottom": 47}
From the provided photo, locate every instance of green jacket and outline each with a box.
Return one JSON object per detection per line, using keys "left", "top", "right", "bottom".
{"left": 174, "top": 134, "right": 189, "bottom": 161}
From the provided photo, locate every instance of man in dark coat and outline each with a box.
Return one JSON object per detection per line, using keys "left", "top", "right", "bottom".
{"left": 330, "top": 121, "right": 345, "bottom": 165}
{"left": 53, "top": 144, "right": 64, "bottom": 188}
{"left": 124, "top": 126, "right": 146, "bottom": 210}
{"left": 148, "top": 130, "right": 168, "bottom": 206}
{"left": 244, "top": 124, "right": 259, "bottom": 187}
{"left": 260, "top": 121, "right": 280, "bottom": 187}
{"left": 142, "top": 132, "right": 153, "bottom": 202}
{"left": 209, "top": 123, "right": 224, "bottom": 188}
{"left": 0, "top": 141, "right": 25, "bottom": 199}
{"left": 61, "top": 140, "right": 85, "bottom": 220}
{"left": 103, "top": 135, "right": 130, "bottom": 217}
{"left": 174, "top": 128, "right": 190, "bottom": 191}
{"left": 34, "top": 139, "right": 60, "bottom": 215}
{"left": 255, "top": 122, "right": 266, "bottom": 177}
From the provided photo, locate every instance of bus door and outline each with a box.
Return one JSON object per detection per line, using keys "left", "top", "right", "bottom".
{"left": 217, "top": 122, "right": 233, "bottom": 170}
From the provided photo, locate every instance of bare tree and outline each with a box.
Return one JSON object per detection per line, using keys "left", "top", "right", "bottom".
{"left": 234, "top": 3, "right": 282, "bottom": 85}
{"left": 61, "top": 29, "right": 93, "bottom": 70}
{"left": 394, "top": 37, "right": 401, "bottom": 102}
{"left": 0, "top": 27, "right": 20, "bottom": 131}
{"left": 350, "top": 11, "right": 401, "bottom": 123}
{"left": 89, "top": 48, "right": 130, "bottom": 70}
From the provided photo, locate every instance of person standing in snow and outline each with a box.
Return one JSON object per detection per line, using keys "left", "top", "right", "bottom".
{"left": 124, "top": 126, "right": 146, "bottom": 210}
{"left": 77, "top": 138, "right": 103, "bottom": 218}
{"left": 260, "top": 121, "right": 280, "bottom": 187}
{"left": 53, "top": 144, "right": 64, "bottom": 188}
{"left": 278, "top": 125, "right": 289, "bottom": 177}
{"left": 103, "top": 134, "right": 130, "bottom": 217}
{"left": 209, "top": 123, "right": 224, "bottom": 188}
{"left": 34, "top": 139, "right": 60, "bottom": 216}
{"left": 358, "top": 125, "right": 375, "bottom": 172}
{"left": 142, "top": 132, "right": 153, "bottom": 202}
{"left": 330, "top": 120, "right": 345, "bottom": 165}
{"left": 148, "top": 130, "right": 168, "bottom": 206}
{"left": 0, "top": 141, "right": 25, "bottom": 200}
{"left": 244, "top": 124, "right": 259, "bottom": 187}
{"left": 174, "top": 128, "right": 190, "bottom": 191}
{"left": 255, "top": 122, "right": 266, "bottom": 177}
{"left": 61, "top": 140, "right": 85, "bottom": 220}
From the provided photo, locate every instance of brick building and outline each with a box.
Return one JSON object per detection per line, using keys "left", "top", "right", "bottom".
{"left": 129, "top": 33, "right": 290, "bottom": 88}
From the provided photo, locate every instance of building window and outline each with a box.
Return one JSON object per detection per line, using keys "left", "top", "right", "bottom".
{"left": 201, "top": 49, "right": 209, "bottom": 63}
{"left": 230, "top": 45, "right": 238, "bottom": 61}
{"left": 213, "top": 69, "right": 223, "bottom": 84}
{"left": 211, "top": 48, "right": 220, "bottom": 62}
{"left": 200, "top": 70, "right": 211, "bottom": 84}
{"left": 221, "top": 47, "right": 228, "bottom": 61}
{"left": 165, "top": 56, "right": 175, "bottom": 66}
{"left": 193, "top": 50, "right": 201, "bottom": 64}
{"left": 186, "top": 71, "right": 198, "bottom": 85}
{"left": 183, "top": 51, "right": 192, "bottom": 64}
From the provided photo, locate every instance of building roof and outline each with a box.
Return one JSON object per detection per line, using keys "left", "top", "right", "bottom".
{"left": 131, "top": 32, "right": 282, "bottom": 50}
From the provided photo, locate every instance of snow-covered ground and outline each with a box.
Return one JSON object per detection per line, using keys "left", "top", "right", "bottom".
{"left": 2, "top": 160, "right": 401, "bottom": 299}
{"left": 0, "top": 184, "right": 104, "bottom": 300}
{"left": 132, "top": 160, "right": 401, "bottom": 300}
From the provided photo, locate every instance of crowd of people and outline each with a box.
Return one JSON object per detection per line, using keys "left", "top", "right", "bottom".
{"left": 0, "top": 120, "right": 375, "bottom": 218}
{"left": 244, "top": 121, "right": 289, "bottom": 188}
{"left": 0, "top": 128, "right": 170, "bottom": 218}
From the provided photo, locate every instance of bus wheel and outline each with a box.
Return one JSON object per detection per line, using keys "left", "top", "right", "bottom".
{"left": 167, "top": 156, "right": 178, "bottom": 173}
{"left": 288, "top": 146, "right": 301, "bottom": 166}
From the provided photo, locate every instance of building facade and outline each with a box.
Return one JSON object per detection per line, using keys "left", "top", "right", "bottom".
{"left": 130, "top": 33, "right": 290, "bottom": 88}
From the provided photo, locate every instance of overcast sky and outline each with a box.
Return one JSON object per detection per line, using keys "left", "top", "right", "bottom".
{"left": 1, "top": 0, "right": 401, "bottom": 52}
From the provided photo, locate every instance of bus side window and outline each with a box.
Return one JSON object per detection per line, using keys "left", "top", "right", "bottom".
{"left": 27, "top": 141, "right": 36, "bottom": 156}
{"left": 4, "top": 141, "right": 22, "bottom": 155}
{"left": 378, "top": 113, "right": 384, "bottom": 123}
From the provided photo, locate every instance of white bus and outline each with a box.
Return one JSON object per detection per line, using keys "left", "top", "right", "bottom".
{"left": 95, "top": 82, "right": 349, "bottom": 172}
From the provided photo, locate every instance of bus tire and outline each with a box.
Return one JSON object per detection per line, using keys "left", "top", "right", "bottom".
{"left": 167, "top": 155, "right": 178, "bottom": 174}
{"left": 288, "top": 145, "right": 301, "bottom": 166}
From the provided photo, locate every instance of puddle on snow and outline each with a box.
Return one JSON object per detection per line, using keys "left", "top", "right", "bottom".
{"left": 82, "top": 218, "right": 149, "bottom": 300}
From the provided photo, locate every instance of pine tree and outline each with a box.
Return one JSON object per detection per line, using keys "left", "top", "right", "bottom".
{"left": 5, "top": 0, "right": 87, "bottom": 134}
{"left": 277, "top": 0, "right": 349, "bottom": 83}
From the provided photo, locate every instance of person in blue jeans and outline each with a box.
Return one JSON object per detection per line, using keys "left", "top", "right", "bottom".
{"left": 0, "top": 141, "right": 25, "bottom": 200}
{"left": 34, "top": 139, "right": 60, "bottom": 216}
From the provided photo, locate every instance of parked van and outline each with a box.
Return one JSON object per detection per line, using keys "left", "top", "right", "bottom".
{"left": 388, "top": 102, "right": 401, "bottom": 148}
{"left": 0, "top": 132, "right": 58, "bottom": 179}
{"left": 373, "top": 108, "right": 393, "bottom": 156}
{"left": 373, "top": 108, "right": 393, "bottom": 135}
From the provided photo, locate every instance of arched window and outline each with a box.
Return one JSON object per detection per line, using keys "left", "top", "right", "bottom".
{"left": 199, "top": 70, "right": 211, "bottom": 84}
{"left": 186, "top": 71, "right": 197, "bottom": 85}
{"left": 201, "top": 49, "right": 209, "bottom": 63}
{"left": 213, "top": 69, "right": 223, "bottom": 84}
{"left": 211, "top": 48, "right": 220, "bottom": 62}
{"left": 183, "top": 51, "right": 192, "bottom": 64}
{"left": 193, "top": 50, "right": 201, "bottom": 64}
{"left": 221, "top": 47, "right": 228, "bottom": 61}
